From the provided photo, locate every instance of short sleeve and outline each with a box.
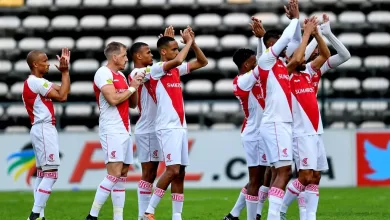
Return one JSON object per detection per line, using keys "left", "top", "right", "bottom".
{"left": 178, "top": 62, "right": 190, "bottom": 76}
{"left": 304, "top": 62, "right": 322, "bottom": 78}
{"left": 94, "top": 67, "right": 113, "bottom": 90}
{"left": 237, "top": 70, "right": 258, "bottom": 91}
{"left": 258, "top": 48, "right": 277, "bottom": 70}
{"left": 33, "top": 78, "right": 53, "bottom": 97}
{"left": 150, "top": 62, "right": 166, "bottom": 80}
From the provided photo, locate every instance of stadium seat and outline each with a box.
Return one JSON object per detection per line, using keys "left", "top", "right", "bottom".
{"left": 47, "top": 59, "right": 61, "bottom": 73}
{"left": 187, "top": 123, "right": 201, "bottom": 130}
{"left": 252, "top": 13, "right": 279, "bottom": 26}
{"left": 170, "top": 0, "right": 195, "bottom": 5}
{"left": 317, "top": 79, "right": 331, "bottom": 92}
{"left": 0, "top": 16, "right": 21, "bottom": 29}
{"left": 63, "top": 125, "right": 89, "bottom": 132}
{"left": 329, "top": 122, "right": 345, "bottom": 129}
{"left": 364, "top": 56, "right": 390, "bottom": 69}
{"left": 312, "top": 0, "right": 337, "bottom": 3}
{"left": 55, "top": 0, "right": 81, "bottom": 7}
{"left": 337, "top": 56, "right": 361, "bottom": 69}
{"left": 140, "top": 0, "right": 166, "bottom": 6}
{"left": 0, "top": 83, "right": 8, "bottom": 96}
{"left": 133, "top": 36, "right": 159, "bottom": 50}
{"left": 137, "top": 15, "right": 164, "bottom": 27}
{"left": 280, "top": 13, "right": 308, "bottom": 25}
{"left": 111, "top": 0, "right": 137, "bottom": 6}
{"left": 341, "top": 0, "right": 366, "bottom": 3}
{"left": 54, "top": 104, "right": 63, "bottom": 116}
{"left": 197, "top": 0, "right": 223, "bottom": 5}
{"left": 65, "top": 104, "right": 92, "bottom": 116}
{"left": 0, "top": 60, "right": 12, "bottom": 73}
{"left": 191, "top": 58, "right": 216, "bottom": 71}
{"left": 51, "top": 16, "right": 78, "bottom": 29}
{"left": 4, "top": 126, "right": 29, "bottom": 133}
{"left": 332, "top": 77, "right": 360, "bottom": 91}
{"left": 80, "top": 16, "right": 107, "bottom": 29}
{"left": 23, "top": 16, "right": 50, "bottom": 29}
{"left": 47, "top": 37, "right": 75, "bottom": 50}
{"left": 76, "top": 37, "right": 103, "bottom": 50}
{"left": 18, "top": 38, "right": 46, "bottom": 51}
{"left": 185, "top": 102, "right": 210, "bottom": 115}
{"left": 70, "top": 81, "right": 94, "bottom": 95}
{"left": 83, "top": 0, "right": 109, "bottom": 7}
{"left": 365, "top": 33, "right": 390, "bottom": 46}
{"left": 330, "top": 101, "right": 346, "bottom": 111}
{"left": 194, "top": 35, "right": 219, "bottom": 49}
{"left": 223, "top": 13, "right": 250, "bottom": 27}
{"left": 360, "top": 121, "right": 386, "bottom": 128}
{"left": 210, "top": 123, "right": 236, "bottom": 130}
{"left": 0, "top": 38, "right": 17, "bottom": 50}
{"left": 346, "top": 101, "right": 358, "bottom": 111}
{"left": 6, "top": 105, "right": 27, "bottom": 117}
{"left": 360, "top": 101, "right": 388, "bottom": 111}
{"left": 72, "top": 59, "right": 99, "bottom": 73}
{"left": 367, "top": 11, "right": 390, "bottom": 24}
{"left": 108, "top": 15, "right": 135, "bottom": 28}
{"left": 220, "top": 35, "right": 248, "bottom": 49}
{"left": 10, "top": 82, "right": 24, "bottom": 96}
{"left": 212, "top": 102, "right": 239, "bottom": 114}
{"left": 194, "top": 14, "right": 222, "bottom": 27}
{"left": 362, "top": 77, "right": 389, "bottom": 91}
{"left": 166, "top": 14, "right": 193, "bottom": 27}
{"left": 105, "top": 37, "right": 132, "bottom": 47}
{"left": 338, "top": 11, "right": 366, "bottom": 24}
{"left": 338, "top": 33, "right": 364, "bottom": 46}
{"left": 310, "top": 12, "right": 337, "bottom": 23}
{"left": 185, "top": 80, "right": 213, "bottom": 94}
{"left": 26, "top": 0, "right": 52, "bottom": 7}
{"left": 14, "top": 60, "right": 30, "bottom": 73}
{"left": 214, "top": 79, "right": 233, "bottom": 94}
{"left": 218, "top": 58, "right": 237, "bottom": 71}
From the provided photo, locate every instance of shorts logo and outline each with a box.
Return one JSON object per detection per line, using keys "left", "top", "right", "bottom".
{"left": 110, "top": 151, "right": 116, "bottom": 159}
{"left": 166, "top": 153, "right": 172, "bottom": 162}
{"left": 262, "top": 153, "right": 267, "bottom": 162}
{"left": 302, "top": 158, "right": 308, "bottom": 166}
{"left": 282, "top": 148, "right": 288, "bottom": 157}
{"left": 152, "top": 150, "right": 159, "bottom": 159}
{"left": 48, "top": 154, "right": 54, "bottom": 162}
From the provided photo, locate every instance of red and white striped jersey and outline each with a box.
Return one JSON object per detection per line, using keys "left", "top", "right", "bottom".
{"left": 233, "top": 69, "right": 265, "bottom": 141}
{"left": 290, "top": 62, "right": 325, "bottom": 137}
{"left": 22, "top": 75, "right": 55, "bottom": 125}
{"left": 93, "top": 66, "right": 130, "bottom": 134}
{"left": 150, "top": 62, "right": 189, "bottom": 131}
{"left": 258, "top": 48, "right": 292, "bottom": 123}
{"left": 129, "top": 67, "right": 157, "bottom": 134}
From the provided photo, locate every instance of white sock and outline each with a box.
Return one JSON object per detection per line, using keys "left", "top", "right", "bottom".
{"left": 267, "top": 187, "right": 285, "bottom": 220}
{"left": 33, "top": 170, "right": 45, "bottom": 217}
{"left": 138, "top": 180, "right": 153, "bottom": 217}
{"left": 298, "top": 192, "right": 307, "bottom": 220}
{"left": 230, "top": 187, "right": 247, "bottom": 217}
{"left": 172, "top": 193, "right": 184, "bottom": 219}
{"left": 145, "top": 187, "right": 165, "bottom": 214}
{"left": 281, "top": 179, "right": 305, "bottom": 214}
{"left": 246, "top": 194, "right": 259, "bottom": 220}
{"left": 257, "top": 186, "right": 269, "bottom": 216}
{"left": 111, "top": 177, "right": 126, "bottom": 220}
{"left": 305, "top": 184, "right": 319, "bottom": 220}
{"left": 89, "top": 175, "right": 119, "bottom": 217}
{"left": 32, "top": 171, "right": 58, "bottom": 214}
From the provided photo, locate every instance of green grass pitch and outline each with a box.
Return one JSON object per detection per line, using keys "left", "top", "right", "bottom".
{"left": 1, "top": 188, "right": 390, "bottom": 219}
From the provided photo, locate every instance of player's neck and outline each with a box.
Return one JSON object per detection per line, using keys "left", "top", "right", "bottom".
{"left": 134, "top": 63, "right": 146, "bottom": 68}
{"left": 31, "top": 71, "right": 44, "bottom": 78}
{"left": 106, "top": 63, "right": 120, "bottom": 73}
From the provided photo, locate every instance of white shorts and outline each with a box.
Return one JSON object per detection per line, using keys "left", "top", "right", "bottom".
{"left": 135, "top": 133, "right": 163, "bottom": 163}
{"left": 242, "top": 138, "right": 269, "bottom": 167}
{"left": 30, "top": 123, "right": 60, "bottom": 168}
{"left": 100, "top": 133, "right": 133, "bottom": 164}
{"left": 260, "top": 122, "right": 293, "bottom": 165}
{"left": 293, "top": 134, "right": 329, "bottom": 171}
{"left": 156, "top": 129, "right": 189, "bottom": 166}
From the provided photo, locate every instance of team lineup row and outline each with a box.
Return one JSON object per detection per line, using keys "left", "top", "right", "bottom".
{"left": 21, "top": 0, "right": 350, "bottom": 219}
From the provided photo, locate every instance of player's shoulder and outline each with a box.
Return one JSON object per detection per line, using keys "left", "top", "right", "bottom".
{"left": 130, "top": 67, "right": 146, "bottom": 77}
{"left": 95, "top": 66, "right": 111, "bottom": 75}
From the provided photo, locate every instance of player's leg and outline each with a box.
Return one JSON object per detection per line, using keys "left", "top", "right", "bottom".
{"left": 86, "top": 133, "right": 127, "bottom": 220}
{"left": 32, "top": 141, "right": 45, "bottom": 219}
{"left": 136, "top": 133, "right": 161, "bottom": 219}
{"left": 262, "top": 122, "right": 293, "bottom": 220}
{"left": 257, "top": 138, "right": 271, "bottom": 219}
{"left": 144, "top": 129, "right": 182, "bottom": 219}
{"left": 28, "top": 124, "right": 60, "bottom": 220}
{"left": 224, "top": 183, "right": 248, "bottom": 220}
{"left": 305, "top": 135, "right": 328, "bottom": 220}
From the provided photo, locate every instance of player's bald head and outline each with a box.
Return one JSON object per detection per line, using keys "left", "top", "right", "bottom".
{"left": 104, "top": 41, "right": 127, "bottom": 59}
{"left": 26, "top": 50, "right": 46, "bottom": 70}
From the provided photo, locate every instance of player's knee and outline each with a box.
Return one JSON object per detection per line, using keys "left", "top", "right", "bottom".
{"left": 121, "top": 164, "right": 130, "bottom": 176}
{"left": 166, "top": 165, "right": 180, "bottom": 178}
{"left": 312, "top": 171, "right": 321, "bottom": 184}
{"left": 299, "top": 170, "right": 313, "bottom": 185}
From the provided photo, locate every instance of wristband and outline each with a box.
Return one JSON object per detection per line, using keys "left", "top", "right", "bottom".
{"left": 128, "top": 87, "right": 136, "bottom": 94}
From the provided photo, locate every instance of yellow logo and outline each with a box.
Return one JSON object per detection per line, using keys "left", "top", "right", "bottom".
{"left": 43, "top": 81, "right": 49, "bottom": 89}
{"left": 265, "top": 48, "right": 269, "bottom": 53}
{"left": 106, "top": 79, "right": 113, "bottom": 84}
{"left": 145, "top": 66, "right": 151, "bottom": 73}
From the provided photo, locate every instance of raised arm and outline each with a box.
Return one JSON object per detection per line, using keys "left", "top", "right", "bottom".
{"left": 309, "top": 26, "right": 331, "bottom": 70}
{"left": 46, "top": 48, "right": 71, "bottom": 102}
{"left": 249, "top": 17, "right": 266, "bottom": 62}
{"left": 187, "top": 26, "right": 208, "bottom": 72}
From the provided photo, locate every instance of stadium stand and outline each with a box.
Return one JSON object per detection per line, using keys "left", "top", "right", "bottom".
{"left": 0, "top": 0, "right": 389, "bottom": 132}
